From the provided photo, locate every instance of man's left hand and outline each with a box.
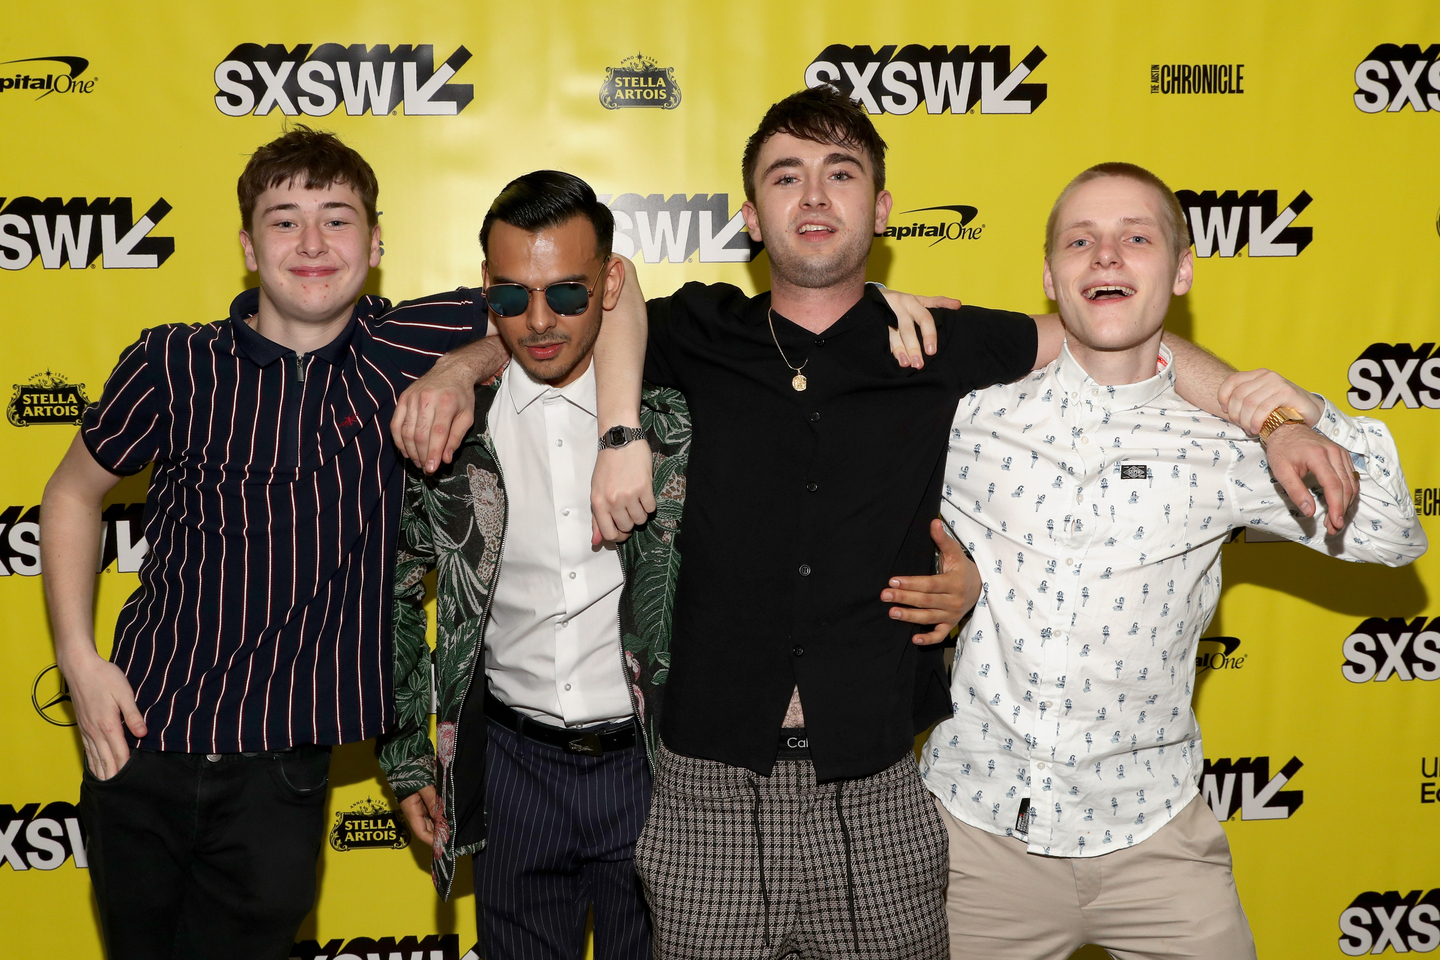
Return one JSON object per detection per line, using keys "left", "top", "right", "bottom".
{"left": 1261, "top": 424, "right": 1360, "bottom": 536}
{"left": 882, "top": 519, "right": 981, "bottom": 645}
{"left": 592, "top": 440, "right": 655, "bottom": 545}
{"left": 1217, "top": 367, "right": 1323, "bottom": 436}
{"left": 391, "top": 338, "right": 508, "bottom": 474}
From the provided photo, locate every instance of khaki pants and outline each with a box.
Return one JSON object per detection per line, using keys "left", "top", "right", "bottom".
{"left": 936, "top": 793, "right": 1257, "bottom": 960}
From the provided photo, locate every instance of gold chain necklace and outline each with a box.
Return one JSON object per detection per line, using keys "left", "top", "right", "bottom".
{"left": 766, "top": 308, "right": 809, "bottom": 392}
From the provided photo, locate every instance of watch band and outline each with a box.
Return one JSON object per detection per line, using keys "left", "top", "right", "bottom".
{"left": 1257, "top": 406, "right": 1306, "bottom": 443}
{"left": 598, "top": 425, "right": 646, "bottom": 451}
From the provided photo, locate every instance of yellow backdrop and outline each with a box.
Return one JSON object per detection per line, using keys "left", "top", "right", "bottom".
{"left": 3, "top": 3, "right": 1436, "bottom": 958}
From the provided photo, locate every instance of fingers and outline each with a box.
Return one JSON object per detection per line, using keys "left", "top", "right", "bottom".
{"left": 932, "top": 519, "right": 965, "bottom": 564}
{"left": 916, "top": 295, "right": 962, "bottom": 311}
{"left": 896, "top": 314, "right": 925, "bottom": 368}
{"left": 1266, "top": 443, "right": 1315, "bottom": 519}
{"left": 883, "top": 582, "right": 949, "bottom": 616}
{"left": 889, "top": 326, "right": 912, "bottom": 368}
{"left": 400, "top": 791, "right": 436, "bottom": 846}
{"left": 913, "top": 622, "right": 956, "bottom": 646}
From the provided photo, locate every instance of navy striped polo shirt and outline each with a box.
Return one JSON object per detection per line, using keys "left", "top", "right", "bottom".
{"left": 81, "top": 287, "right": 486, "bottom": 753}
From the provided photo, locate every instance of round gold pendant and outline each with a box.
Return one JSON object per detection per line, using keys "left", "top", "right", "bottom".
{"left": 791, "top": 374, "right": 808, "bottom": 391}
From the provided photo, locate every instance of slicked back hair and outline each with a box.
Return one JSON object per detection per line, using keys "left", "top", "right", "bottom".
{"left": 238, "top": 125, "right": 379, "bottom": 231}
{"left": 742, "top": 86, "right": 888, "bottom": 204}
{"left": 1044, "top": 162, "right": 1190, "bottom": 262}
{"left": 479, "top": 170, "right": 614, "bottom": 261}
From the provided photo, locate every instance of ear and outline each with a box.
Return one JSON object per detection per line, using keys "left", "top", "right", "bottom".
{"left": 1042, "top": 258, "right": 1057, "bottom": 301}
{"left": 741, "top": 200, "right": 763, "bottom": 243}
{"left": 599, "top": 256, "right": 624, "bottom": 311}
{"left": 239, "top": 229, "right": 258, "bottom": 273}
{"left": 368, "top": 222, "right": 382, "bottom": 269}
{"left": 481, "top": 261, "right": 490, "bottom": 287}
{"left": 1171, "top": 248, "right": 1194, "bottom": 296}
{"left": 872, "top": 189, "right": 893, "bottom": 236}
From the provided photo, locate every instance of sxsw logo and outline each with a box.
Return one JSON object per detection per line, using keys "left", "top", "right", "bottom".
{"left": 0, "top": 802, "right": 88, "bottom": 871}
{"left": 600, "top": 193, "right": 756, "bottom": 264}
{"left": 0, "top": 503, "right": 148, "bottom": 577}
{"left": 1199, "top": 755, "right": 1303, "bottom": 821}
{"left": 1354, "top": 44, "right": 1440, "bottom": 113}
{"left": 0, "top": 197, "right": 173, "bottom": 270}
{"left": 1339, "top": 890, "right": 1440, "bottom": 955}
{"left": 214, "top": 44, "right": 473, "bottom": 117}
{"left": 804, "top": 44, "right": 1047, "bottom": 115}
{"left": 1347, "top": 343, "right": 1440, "bottom": 410}
{"left": 1177, "top": 189, "right": 1313, "bottom": 258}
{"left": 290, "top": 934, "right": 469, "bottom": 960}
{"left": 1341, "top": 616, "right": 1440, "bottom": 683}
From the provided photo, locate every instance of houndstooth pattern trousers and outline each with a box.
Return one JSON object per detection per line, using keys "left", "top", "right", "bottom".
{"left": 634, "top": 743, "right": 948, "bottom": 960}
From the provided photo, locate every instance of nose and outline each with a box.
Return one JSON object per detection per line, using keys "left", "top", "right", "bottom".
{"left": 298, "top": 220, "right": 326, "bottom": 257}
{"left": 800, "top": 176, "right": 830, "bottom": 210}
{"left": 1092, "top": 234, "right": 1121, "bottom": 267}
{"left": 525, "top": 293, "right": 558, "bottom": 335}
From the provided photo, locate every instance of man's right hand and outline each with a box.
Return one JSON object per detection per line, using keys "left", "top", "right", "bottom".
{"left": 400, "top": 784, "right": 439, "bottom": 847}
{"left": 62, "top": 651, "right": 145, "bottom": 780}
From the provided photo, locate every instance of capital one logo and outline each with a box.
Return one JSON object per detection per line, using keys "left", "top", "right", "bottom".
{"left": 1, "top": 802, "right": 87, "bottom": 871}
{"left": 1341, "top": 617, "right": 1440, "bottom": 682}
{"left": 0, "top": 197, "right": 173, "bottom": 270}
{"left": 1347, "top": 344, "right": 1440, "bottom": 410}
{"left": 804, "top": 44, "right": 1047, "bottom": 115}
{"left": 1339, "top": 890, "right": 1440, "bottom": 955}
{"left": 1354, "top": 44, "right": 1440, "bottom": 113}
{"left": 601, "top": 194, "right": 756, "bottom": 264}
{"left": 1177, "top": 189, "right": 1313, "bottom": 258}
{"left": 214, "top": 44, "right": 474, "bottom": 117}
{"left": 1199, "top": 755, "right": 1303, "bottom": 821}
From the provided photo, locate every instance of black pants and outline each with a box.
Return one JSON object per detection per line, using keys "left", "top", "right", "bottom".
{"left": 79, "top": 745, "right": 331, "bottom": 960}
{"left": 474, "top": 721, "right": 652, "bottom": 960}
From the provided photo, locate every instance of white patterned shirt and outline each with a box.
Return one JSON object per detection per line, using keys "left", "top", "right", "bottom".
{"left": 921, "top": 342, "right": 1425, "bottom": 856}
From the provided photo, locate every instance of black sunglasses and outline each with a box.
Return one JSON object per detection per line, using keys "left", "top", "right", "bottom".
{"left": 484, "top": 258, "right": 609, "bottom": 318}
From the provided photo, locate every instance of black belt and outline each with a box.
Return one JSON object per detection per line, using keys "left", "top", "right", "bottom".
{"left": 777, "top": 727, "right": 810, "bottom": 759}
{"left": 483, "top": 691, "right": 636, "bottom": 758}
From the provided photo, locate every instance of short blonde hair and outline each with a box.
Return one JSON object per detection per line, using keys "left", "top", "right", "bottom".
{"left": 1044, "top": 162, "right": 1189, "bottom": 262}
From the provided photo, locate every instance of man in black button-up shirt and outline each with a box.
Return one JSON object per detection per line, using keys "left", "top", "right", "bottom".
{"left": 629, "top": 87, "right": 1051, "bottom": 960}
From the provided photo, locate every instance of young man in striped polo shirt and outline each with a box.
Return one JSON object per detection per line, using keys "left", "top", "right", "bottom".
{"left": 35, "top": 129, "right": 643, "bottom": 960}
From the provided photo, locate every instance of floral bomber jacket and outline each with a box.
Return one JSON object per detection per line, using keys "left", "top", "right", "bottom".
{"left": 376, "top": 372, "right": 690, "bottom": 899}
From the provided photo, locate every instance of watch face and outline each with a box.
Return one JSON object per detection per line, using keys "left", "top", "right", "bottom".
{"left": 606, "top": 427, "right": 626, "bottom": 445}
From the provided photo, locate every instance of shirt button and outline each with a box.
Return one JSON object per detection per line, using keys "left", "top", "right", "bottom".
{"left": 564, "top": 683, "right": 572, "bottom": 691}
{"left": 1065, "top": 558, "right": 1074, "bottom": 566}
{"left": 792, "top": 646, "right": 804, "bottom": 657}
{"left": 814, "top": 339, "right": 825, "bottom": 347}
{"left": 569, "top": 571, "right": 576, "bottom": 579}
{"left": 1036, "top": 761, "right": 1047, "bottom": 770}
{"left": 799, "top": 564, "right": 812, "bottom": 576}
{"left": 809, "top": 411, "right": 821, "bottom": 422}
{"left": 1081, "top": 436, "right": 1090, "bottom": 445}
{"left": 560, "top": 620, "right": 569, "bottom": 629}
{"left": 561, "top": 508, "right": 571, "bottom": 517}
{"left": 555, "top": 439, "right": 563, "bottom": 447}
{"left": 1041, "top": 701, "right": 1052, "bottom": 709}
{"left": 806, "top": 481, "right": 818, "bottom": 492}
{"left": 1075, "top": 492, "right": 1084, "bottom": 503}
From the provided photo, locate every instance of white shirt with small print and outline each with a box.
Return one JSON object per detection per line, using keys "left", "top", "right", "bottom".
{"left": 921, "top": 341, "right": 1425, "bottom": 857}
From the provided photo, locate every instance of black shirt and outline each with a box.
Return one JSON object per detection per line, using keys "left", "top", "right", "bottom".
{"left": 81, "top": 288, "right": 485, "bottom": 753}
{"left": 644, "top": 282, "right": 1036, "bottom": 780}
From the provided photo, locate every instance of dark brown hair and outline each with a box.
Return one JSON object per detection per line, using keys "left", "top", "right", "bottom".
{"left": 741, "top": 86, "right": 887, "bottom": 203}
{"left": 237, "top": 125, "right": 379, "bottom": 231}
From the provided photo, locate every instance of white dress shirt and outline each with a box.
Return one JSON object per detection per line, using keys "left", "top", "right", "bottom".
{"left": 922, "top": 342, "right": 1425, "bottom": 857}
{"left": 484, "top": 360, "right": 633, "bottom": 727}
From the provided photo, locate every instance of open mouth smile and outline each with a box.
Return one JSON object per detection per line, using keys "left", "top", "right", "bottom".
{"left": 1082, "top": 284, "right": 1136, "bottom": 301}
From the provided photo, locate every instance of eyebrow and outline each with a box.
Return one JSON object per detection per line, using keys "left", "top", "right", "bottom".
{"left": 1064, "top": 216, "right": 1159, "bottom": 231}
{"left": 761, "top": 151, "right": 867, "bottom": 180}
{"left": 260, "top": 200, "right": 360, "bottom": 218}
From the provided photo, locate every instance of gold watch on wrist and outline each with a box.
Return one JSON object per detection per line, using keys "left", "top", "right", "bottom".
{"left": 1257, "top": 406, "right": 1307, "bottom": 443}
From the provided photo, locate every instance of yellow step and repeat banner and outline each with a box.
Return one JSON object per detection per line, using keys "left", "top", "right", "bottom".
{"left": 3, "top": 3, "right": 1437, "bottom": 958}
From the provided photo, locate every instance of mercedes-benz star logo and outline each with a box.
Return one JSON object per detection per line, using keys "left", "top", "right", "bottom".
{"left": 32, "top": 663, "right": 76, "bottom": 726}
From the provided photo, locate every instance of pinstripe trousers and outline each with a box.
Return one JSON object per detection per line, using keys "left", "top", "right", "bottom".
{"left": 473, "top": 720, "right": 652, "bottom": 960}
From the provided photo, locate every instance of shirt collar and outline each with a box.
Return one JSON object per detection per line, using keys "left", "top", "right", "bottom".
{"left": 1051, "top": 339, "right": 1176, "bottom": 412}
{"left": 505, "top": 357, "right": 598, "bottom": 418}
{"left": 227, "top": 288, "right": 374, "bottom": 367}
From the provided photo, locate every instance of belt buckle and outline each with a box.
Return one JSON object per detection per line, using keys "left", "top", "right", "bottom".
{"left": 566, "top": 733, "right": 603, "bottom": 757}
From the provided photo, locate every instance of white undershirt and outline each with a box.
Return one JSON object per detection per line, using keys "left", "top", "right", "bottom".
{"left": 484, "top": 360, "right": 632, "bottom": 727}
